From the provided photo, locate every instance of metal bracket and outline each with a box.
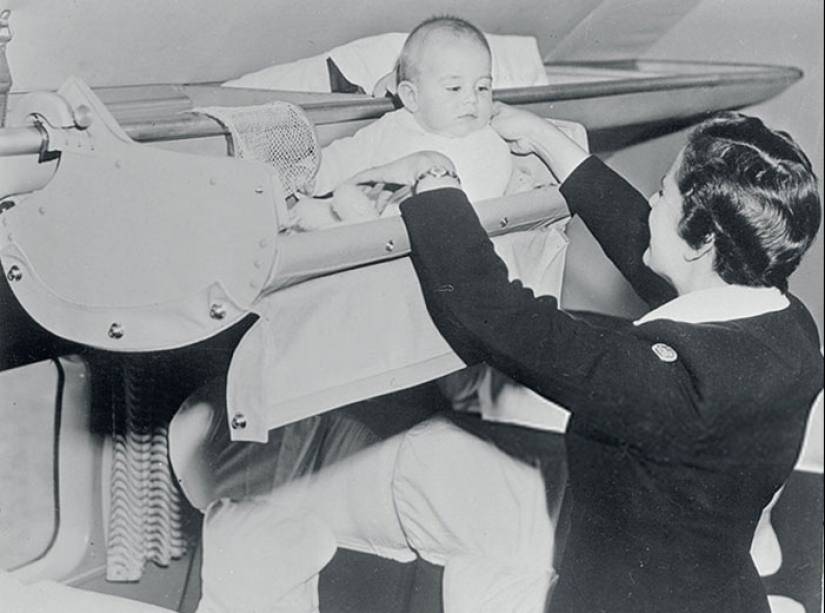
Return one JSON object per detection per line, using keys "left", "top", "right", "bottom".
{"left": 0, "top": 76, "right": 283, "bottom": 351}
{"left": 9, "top": 87, "right": 98, "bottom": 156}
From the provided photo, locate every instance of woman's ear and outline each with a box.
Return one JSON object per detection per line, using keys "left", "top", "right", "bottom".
{"left": 397, "top": 80, "right": 418, "bottom": 111}
{"left": 684, "top": 235, "right": 715, "bottom": 263}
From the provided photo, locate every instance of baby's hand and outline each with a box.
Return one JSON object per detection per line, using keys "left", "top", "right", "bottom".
{"left": 331, "top": 183, "right": 383, "bottom": 223}
{"left": 290, "top": 196, "right": 338, "bottom": 231}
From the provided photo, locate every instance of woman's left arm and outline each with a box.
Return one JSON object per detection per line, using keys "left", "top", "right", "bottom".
{"left": 356, "top": 153, "right": 684, "bottom": 421}
{"left": 400, "top": 188, "right": 648, "bottom": 409}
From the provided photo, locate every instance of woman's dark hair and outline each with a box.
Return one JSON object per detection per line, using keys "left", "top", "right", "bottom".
{"left": 676, "top": 112, "right": 821, "bottom": 291}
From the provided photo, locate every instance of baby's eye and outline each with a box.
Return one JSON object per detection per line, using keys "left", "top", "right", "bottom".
{"left": 447, "top": 86, "right": 462, "bottom": 92}
{"left": 477, "top": 84, "right": 491, "bottom": 92}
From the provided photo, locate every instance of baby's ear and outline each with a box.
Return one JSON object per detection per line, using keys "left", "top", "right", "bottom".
{"left": 396, "top": 80, "right": 418, "bottom": 111}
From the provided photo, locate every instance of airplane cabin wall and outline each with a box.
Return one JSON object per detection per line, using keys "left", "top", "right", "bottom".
{"left": 2, "top": 0, "right": 606, "bottom": 92}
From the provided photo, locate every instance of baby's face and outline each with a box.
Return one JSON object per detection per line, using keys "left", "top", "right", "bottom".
{"left": 411, "top": 36, "right": 493, "bottom": 138}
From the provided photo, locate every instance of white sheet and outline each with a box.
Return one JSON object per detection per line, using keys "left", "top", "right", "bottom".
{"left": 227, "top": 223, "right": 569, "bottom": 441}
{"left": 223, "top": 32, "right": 550, "bottom": 95}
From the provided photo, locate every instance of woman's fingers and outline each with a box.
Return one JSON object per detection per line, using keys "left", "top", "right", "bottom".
{"left": 347, "top": 152, "right": 454, "bottom": 187}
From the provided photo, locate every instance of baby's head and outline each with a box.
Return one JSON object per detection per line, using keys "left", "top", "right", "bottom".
{"left": 396, "top": 16, "right": 493, "bottom": 138}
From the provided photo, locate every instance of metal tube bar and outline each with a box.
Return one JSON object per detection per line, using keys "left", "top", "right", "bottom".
{"left": 0, "top": 62, "right": 803, "bottom": 153}
{"left": 0, "top": 125, "right": 45, "bottom": 156}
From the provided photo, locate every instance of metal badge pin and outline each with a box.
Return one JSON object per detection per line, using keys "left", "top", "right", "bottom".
{"left": 651, "top": 342, "right": 678, "bottom": 363}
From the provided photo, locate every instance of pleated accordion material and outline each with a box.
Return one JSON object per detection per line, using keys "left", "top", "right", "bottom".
{"left": 106, "top": 357, "right": 189, "bottom": 582}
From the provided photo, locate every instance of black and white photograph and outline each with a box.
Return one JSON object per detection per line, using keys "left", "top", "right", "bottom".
{"left": 1, "top": 1, "right": 822, "bottom": 612}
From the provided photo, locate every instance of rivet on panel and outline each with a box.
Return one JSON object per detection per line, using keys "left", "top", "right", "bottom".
{"left": 231, "top": 413, "right": 248, "bottom": 430}
{"left": 73, "top": 105, "right": 93, "bottom": 130}
{"left": 499, "top": 217, "right": 509, "bottom": 228}
{"left": 385, "top": 239, "right": 395, "bottom": 252}
{"left": 210, "top": 303, "right": 227, "bottom": 320}
{"left": 108, "top": 323, "right": 125, "bottom": 339}
{"left": 6, "top": 265, "right": 22, "bottom": 282}
{"left": 255, "top": 186, "right": 264, "bottom": 194}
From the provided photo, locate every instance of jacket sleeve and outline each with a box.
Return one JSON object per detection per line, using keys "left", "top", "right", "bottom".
{"left": 399, "top": 185, "right": 697, "bottom": 441}
{"left": 561, "top": 156, "right": 676, "bottom": 308}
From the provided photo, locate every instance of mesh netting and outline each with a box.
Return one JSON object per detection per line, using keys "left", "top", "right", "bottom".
{"left": 195, "top": 101, "right": 321, "bottom": 196}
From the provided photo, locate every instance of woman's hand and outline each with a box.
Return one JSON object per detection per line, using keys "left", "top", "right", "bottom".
{"left": 492, "top": 102, "right": 589, "bottom": 184}
{"left": 490, "top": 103, "right": 547, "bottom": 155}
{"left": 346, "top": 151, "right": 456, "bottom": 188}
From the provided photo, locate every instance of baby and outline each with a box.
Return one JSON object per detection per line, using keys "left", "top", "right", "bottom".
{"left": 292, "top": 16, "right": 544, "bottom": 230}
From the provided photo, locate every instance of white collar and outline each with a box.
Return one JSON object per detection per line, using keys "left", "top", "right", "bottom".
{"left": 634, "top": 286, "right": 789, "bottom": 326}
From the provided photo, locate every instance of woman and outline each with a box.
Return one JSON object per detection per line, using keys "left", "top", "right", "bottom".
{"left": 349, "top": 107, "right": 823, "bottom": 612}
{"left": 193, "top": 109, "right": 822, "bottom": 613}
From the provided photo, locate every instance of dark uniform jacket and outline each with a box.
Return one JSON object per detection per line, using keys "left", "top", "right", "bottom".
{"left": 399, "top": 156, "right": 824, "bottom": 613}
